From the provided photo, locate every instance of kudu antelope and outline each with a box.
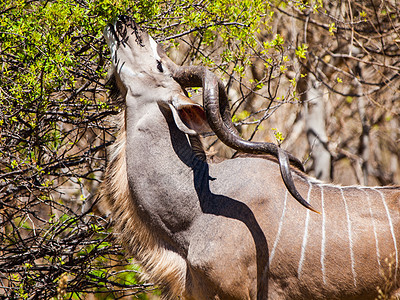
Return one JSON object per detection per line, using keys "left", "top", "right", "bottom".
{"left": 101, "top": 16, "right": 400, "bottom": 299}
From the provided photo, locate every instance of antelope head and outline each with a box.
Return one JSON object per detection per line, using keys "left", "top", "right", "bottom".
{"left": 104, "top": 15, "right": 317, "bottom": 213}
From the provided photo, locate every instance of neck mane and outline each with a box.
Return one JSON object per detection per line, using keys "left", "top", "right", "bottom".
{"left": 99, "top": 110, "right": 189, "bottom": 297}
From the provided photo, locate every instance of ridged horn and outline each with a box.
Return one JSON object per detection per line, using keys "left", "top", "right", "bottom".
{"left": 173, "top": 66, "right": 320, "bottom": 214}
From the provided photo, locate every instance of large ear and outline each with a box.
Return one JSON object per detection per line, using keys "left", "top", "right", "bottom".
{"left": 168, "top": 102, "right": 212, "bottom": 136}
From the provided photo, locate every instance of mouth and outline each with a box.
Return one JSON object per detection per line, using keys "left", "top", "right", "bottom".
{"left": 104, "top": 16, "right": 144, "bottom": 47}
{"left": 104, "top": 16, "right": 130, "bottom": 44}
{"left": 105, "top": 24, "right": 119, "bottom": 43}
{"left": 105, "top": 16, "right": 127, "bottom": 43}
{"left": 104, "top": 19, "right": 119, "bottom": 48}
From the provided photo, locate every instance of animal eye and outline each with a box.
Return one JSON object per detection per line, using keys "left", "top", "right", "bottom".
{"left": 157, "top": 60, "right": 163, "bottom": 72}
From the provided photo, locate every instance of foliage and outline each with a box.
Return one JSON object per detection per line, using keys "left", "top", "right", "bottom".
{"left": 1, "top": 0, "right": 153, "bottom": 298}
{"left": 376, "top": 254, "right": 399, "bottom": 300}
{"left": 1, "top": 0, "right": 400, "bottom": 298}
{"left": 276, "top": 0, "right": 400, "bottom": 184}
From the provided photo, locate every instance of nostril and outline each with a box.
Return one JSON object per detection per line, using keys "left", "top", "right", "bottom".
{"left": 118, "top": 15, "right": 130, "bottom": 23}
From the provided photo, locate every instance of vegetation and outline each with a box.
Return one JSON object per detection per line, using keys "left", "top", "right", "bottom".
{"left": 1, "top": 0, "right": 399, "bottom": 298}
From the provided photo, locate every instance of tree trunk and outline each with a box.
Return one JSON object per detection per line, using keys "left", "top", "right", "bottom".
{"left": 303, "top": 74, "right": 332, "bottom": 181}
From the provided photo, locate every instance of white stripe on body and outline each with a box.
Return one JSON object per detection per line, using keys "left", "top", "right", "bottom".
{"left": 297, "top": 182, "right": 312, "bottom": 279}
{"left": 269, "top": 190, "right": 288, "bottom": 265}
{"left": 359, "top": 187, "right": 381, "bottom": 268}
{"left": 320, "top": 185, "right": 327, "bottom": 284}
{"left": 372, "top": 188, "right": 398, "bottom": 280}
{"left": 340, "top": 188, "right": 357, "bottom": 287}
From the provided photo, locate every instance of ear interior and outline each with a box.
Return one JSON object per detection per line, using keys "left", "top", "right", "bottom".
{"left": 169, "top": 103, "right": 212, "bottom": 136}
{"left": 177, "top": 104, "right": 212, "bottom": 134}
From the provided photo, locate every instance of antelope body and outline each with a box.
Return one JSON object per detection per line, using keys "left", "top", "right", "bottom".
{"left": 101, "top": 16, "right": 400, "bottom": 299}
